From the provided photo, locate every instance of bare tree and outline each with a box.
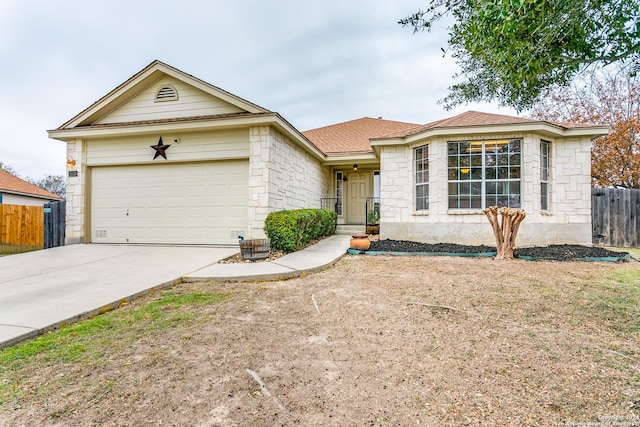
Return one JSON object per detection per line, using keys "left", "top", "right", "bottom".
{"left": 483, "top": 207, "right": 526, "bottom": 260}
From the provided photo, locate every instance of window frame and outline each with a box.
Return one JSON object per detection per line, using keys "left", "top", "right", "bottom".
{"left": 447, "top": 138, "right": 522, "bottom": 210}
{"left": 414, "top": 145, "right": 429, "bottom": 211}
{"left": 540, "top": 139, "right": 550, "bottom": 211}
{"left": 335, "top": 171, "right": 343, "bottom": 216}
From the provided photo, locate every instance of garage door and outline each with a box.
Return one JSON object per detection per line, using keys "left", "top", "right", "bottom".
{"left": 91, "top": 161, "right": 248, "bottom": 245}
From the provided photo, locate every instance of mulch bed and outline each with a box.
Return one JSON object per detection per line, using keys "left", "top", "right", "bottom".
{"left": 515, "top": 244, "right": 629, "bottom": 260}
{"left": 369, "top": 240, "right": 495, "bottom": 254}
{"left": 369, "top": 239, "right": 629, "bottom": 261}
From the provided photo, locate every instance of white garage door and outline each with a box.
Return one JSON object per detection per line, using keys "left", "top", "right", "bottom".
{"left": 91, "top": 161, "right": 248, "bottom": 245}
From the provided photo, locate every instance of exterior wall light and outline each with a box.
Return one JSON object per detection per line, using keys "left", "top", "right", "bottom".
{"left": 353, "top": 164, "right": 358, "bottom": 172}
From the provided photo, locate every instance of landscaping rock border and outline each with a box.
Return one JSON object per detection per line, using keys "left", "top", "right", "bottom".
{"left": 352, "top": 239, "right": 631, "bottom": 262}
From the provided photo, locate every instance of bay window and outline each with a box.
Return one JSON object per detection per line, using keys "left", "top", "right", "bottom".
{"left": 447, "top": 138, "right": 522, "bottom": 209}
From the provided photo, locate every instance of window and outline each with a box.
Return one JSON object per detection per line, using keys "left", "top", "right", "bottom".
{"left": 373, "top": 171, "right": 380, "bottom": 199}
{"left": 155, "top": 85, "right": 178, "bottom": 102}
{"left": 540, "top": 140, "right": 550, "bottom": 210}
{"left": 447, "top": 139, "right": 521, "bottom": 209}
{"left": 335, "top": 172, "right": 343, "bottom": 215}
{"left": 414, "top": 145, "right": 429, "bottom": 210}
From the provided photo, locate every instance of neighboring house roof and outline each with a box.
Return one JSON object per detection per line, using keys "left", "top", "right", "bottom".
{"left": 302, "top": 117, "right": 421, "bottom": 155}
{"left": 0, "top": 170, "right": 62, "bottom": 200}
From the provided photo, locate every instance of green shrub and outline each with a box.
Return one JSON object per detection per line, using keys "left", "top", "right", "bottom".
{"left": 264, "top": 209, "right": 337, "bottom": 252}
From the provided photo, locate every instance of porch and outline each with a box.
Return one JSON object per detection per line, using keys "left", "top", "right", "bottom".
{"left": 321, "top": 195, "right": 380, "bottom": 235}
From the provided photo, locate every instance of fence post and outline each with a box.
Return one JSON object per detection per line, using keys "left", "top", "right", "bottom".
{"left": 630, "top": 189, "right": 639, "bottom": 248}
{"left": 44, "top": 202, "right": 51, "bottom": 249}
{"left": 43, "top": 201, "right": 65, "bottom": 249}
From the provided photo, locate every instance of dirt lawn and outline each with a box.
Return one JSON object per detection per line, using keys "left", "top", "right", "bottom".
{"left": 1, "top": 255, "right": 639, "bottom": 426}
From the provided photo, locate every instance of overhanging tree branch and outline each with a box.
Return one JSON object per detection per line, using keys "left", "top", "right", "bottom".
{"left": 401, "top": 0, "right": 640, "bottom": 110}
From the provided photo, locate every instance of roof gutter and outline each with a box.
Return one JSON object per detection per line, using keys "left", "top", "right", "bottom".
{"left": 0, "top": 189, "right": 62, "bottom": 201}
{"left": 322, "top": 152, "right": 378, "bottom": 167}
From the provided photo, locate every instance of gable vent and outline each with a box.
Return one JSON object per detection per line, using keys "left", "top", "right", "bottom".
{"left": 155, "top": 85, "right": 178, "bottom": 102}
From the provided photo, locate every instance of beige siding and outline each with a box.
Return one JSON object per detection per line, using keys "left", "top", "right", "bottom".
{"left": 1, "top": 193, "right": 53, "bottom": 206}
{"left": 85, "top": 129, "right": 250, "bottom": 166}
{"left": 95, "top": 76, "right": 245, "bottom": 124}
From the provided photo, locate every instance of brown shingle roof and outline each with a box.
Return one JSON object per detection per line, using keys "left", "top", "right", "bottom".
{"left": 303, "top": 111, "right": 603, "bottom": 156}
{"left": 384, "top": 110, "right": 601, "bottom": 138}
{"left": 0, "top": 170, "right": 62, "bottom": 200}
{"left": 302, "top": 117, "right": 420, "bottom": 155}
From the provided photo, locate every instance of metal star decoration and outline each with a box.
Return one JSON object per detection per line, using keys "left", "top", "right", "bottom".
{"left": 150, "top": 137, "right": 171, "bottom": 160}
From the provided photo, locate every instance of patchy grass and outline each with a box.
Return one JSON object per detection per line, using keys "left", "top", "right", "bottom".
{"left": 0, "top": 257, "right": 639, "bottom": 426}
{"left": 581, "top": 268, "right": 640, "bottom": 334}
{"left": 0, "top": 287, "right": 233, "bottom": 412}
{"left": 1, "top": 289, "right": 233, "bottom": 365}
{"left": 0, "top": 244, "right": 42, "bottom": 256}
{"left": 603, "top": 246, "right": 640, "bottom": 260}
{"left": 622, "top": 247, "right": 640, "bottom": 259}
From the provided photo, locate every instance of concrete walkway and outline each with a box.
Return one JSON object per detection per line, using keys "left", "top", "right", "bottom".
{"left": 186, "top": 234, "right": 352, "bottom": 282}
{"left": 0, "top": 235, "right": 352, "bottom": 349}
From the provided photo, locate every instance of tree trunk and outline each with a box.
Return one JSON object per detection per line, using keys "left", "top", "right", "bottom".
{"left": 482, "top": 206, "right": 526, "bottom": 260}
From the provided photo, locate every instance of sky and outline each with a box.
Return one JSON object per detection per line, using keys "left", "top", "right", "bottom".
{"left": 0, "top": 0, "right": 516, "bottom": 180}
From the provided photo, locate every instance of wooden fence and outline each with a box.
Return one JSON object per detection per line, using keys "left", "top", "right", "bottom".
{"left": 0, "top": 204, "right": 44, "bottom": 246}
{"left": 592, "top": 187, "right": 640, "bottom": 248}
{"left": 0, "top": 201, "right": 66, "bottom": 249}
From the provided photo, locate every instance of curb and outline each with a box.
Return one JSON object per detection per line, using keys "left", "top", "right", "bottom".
{"left": 0, "top": 278, "right": 183, "bottom": 351}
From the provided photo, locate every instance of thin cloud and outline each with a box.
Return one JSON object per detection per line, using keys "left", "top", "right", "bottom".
{"left": 0, "top": 0, "right": 513, "bottom": 179}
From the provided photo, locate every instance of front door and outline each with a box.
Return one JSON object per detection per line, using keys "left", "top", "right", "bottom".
{"left": 347, "top": 172, "right": 369, "bottom": 224}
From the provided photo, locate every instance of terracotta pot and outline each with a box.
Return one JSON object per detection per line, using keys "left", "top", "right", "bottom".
{"left": 350, "top": 234, "right": 371, "bottom": 251}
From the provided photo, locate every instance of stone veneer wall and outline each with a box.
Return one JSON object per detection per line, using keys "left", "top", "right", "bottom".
{"left": 380, "top": 133, "right": 593, "bottom": 246}
{"left": 248, "top": 126, "right": 331, "bottom": 238}
{"left": 65, "top": 139, "right": 85, "bottom": 245}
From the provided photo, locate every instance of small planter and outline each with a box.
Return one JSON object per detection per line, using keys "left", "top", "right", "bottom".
{"left": 349, "top": 234, "right": 371, "bottom": 251}
{"left": 239, "top": 238, "right": 270, "bottom": 261}
{"left": 365, "top": 224, "right": 380, "bottom": 235}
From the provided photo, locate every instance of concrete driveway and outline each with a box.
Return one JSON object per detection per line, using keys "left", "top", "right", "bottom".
{"left": 0, "top": 244, "right": 237, "bottom": 349}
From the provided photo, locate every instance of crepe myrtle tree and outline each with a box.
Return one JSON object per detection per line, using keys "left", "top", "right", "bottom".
{"left": 483, "top": 206, "right": 526, "bottom": 260}
{"left": 400, "top": 0, "right": 640, "bottom": 111}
